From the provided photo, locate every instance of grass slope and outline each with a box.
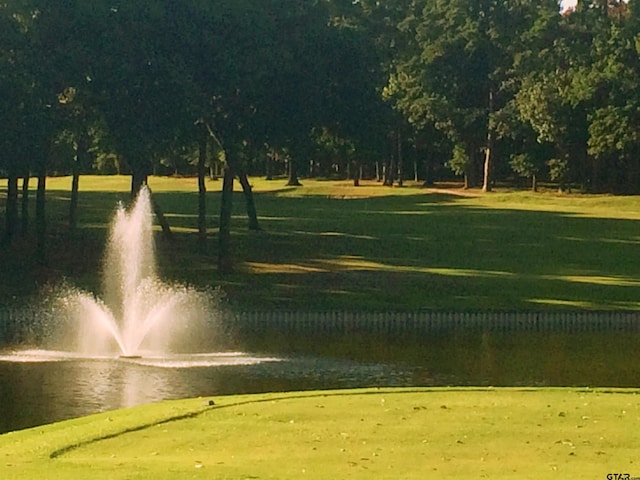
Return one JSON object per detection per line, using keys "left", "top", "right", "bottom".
{"left": 1, "top": 176, "right": 640, "bottom": 310}
{"left": 1, "top": 388, "right": 639, "bottom": 479}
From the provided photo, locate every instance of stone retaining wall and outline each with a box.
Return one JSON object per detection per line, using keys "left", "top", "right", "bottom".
{"left": 1, "top": 307, "right": 639, "bottom": 343}
{"left": 230, "top": 310, "right": 640, "bottom": 335}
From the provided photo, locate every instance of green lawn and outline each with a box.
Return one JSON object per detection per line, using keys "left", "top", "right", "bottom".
{"left": 1, "top": 387, "right": 638, "bottom": 479}
{"left": 2, "top": 179, "right": 639, "bottom": 478}
{"left": 2, "top": 175, "right": 640, "bottom": 311}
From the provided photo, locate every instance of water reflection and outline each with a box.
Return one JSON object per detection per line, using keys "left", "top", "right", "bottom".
{"left": 1, "top": 330, "right": 639, "bottom": 434}
{"left": 80, "top": 362, "right": 161, "bottom": 409}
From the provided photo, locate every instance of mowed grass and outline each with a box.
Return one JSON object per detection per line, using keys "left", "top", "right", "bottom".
{"left": 0, "top": 388, "right": 638, "bottom": 479}
{"left": 2, "top": 175, "right": 640, "bottom": 310}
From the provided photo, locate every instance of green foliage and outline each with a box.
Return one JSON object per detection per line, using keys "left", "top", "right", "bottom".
{"left": 547, "top": 157, "right": 570, "bottom": 185}
{"left": 1, "top": 0, "right": 639, "bottom": 192}
{"left": 588, "top": 105, "right": 637, "bottom": 157}
{"left": 516, "top": 76, "right": 568, "bottom": 145}
{"left": 514, "top": 0, "right": 640, "bottom": 192}
{"left": 4, "top": 1, "right": 640, "bottom": 267}
{"left": 509, "top": 153, "right": 538, "bottom": 179}
{"left": 446, "top": 143, "right": 471, "bottom": 176}
{"left": 93, "top": 152, "right": 122, "bottom": 175}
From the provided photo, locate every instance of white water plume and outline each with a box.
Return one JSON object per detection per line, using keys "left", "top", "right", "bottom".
{"left": 41, "top": 187, "right": 219, "bottom": 357}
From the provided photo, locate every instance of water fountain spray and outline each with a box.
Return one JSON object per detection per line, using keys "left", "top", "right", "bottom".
{"left": 55, "top": 187, "right": 213, "bottom": 357}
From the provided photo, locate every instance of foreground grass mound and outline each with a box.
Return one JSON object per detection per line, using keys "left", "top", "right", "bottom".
{"left": 1, "top": 388, "right": 638, "bottom": 479}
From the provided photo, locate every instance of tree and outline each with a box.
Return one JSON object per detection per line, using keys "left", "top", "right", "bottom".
{"left": 0, "top": 2, "right": 62, "bottom": 261}
{"left": 190, "top": 0, "right": 367, "bottom": 270}
{"left": 328, "top": 0, "right": 410, "bottom": 186}
{"left": 196, "top": 121, "right": 208, "bottom": 250}
{"left": 386, "top": 0, "right": 560, "bottom": 190}
{"left": 0, "top": 6, "right": 25, "bottom": 244}
{"left": 88, "top": 1, "right": 197, "bottom": 197}
{"left": 516, "top": 0, "right": 639, "bottom": 192}
{"left": 582, "top": 2, "right": 640, "bottom": 192}
{"left": 29, "top": 1, "right": 100, "bottom": 232}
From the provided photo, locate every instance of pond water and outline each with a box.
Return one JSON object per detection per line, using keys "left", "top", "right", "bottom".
{"left": 1, "top": 330, "right": 638, "bottom": 434}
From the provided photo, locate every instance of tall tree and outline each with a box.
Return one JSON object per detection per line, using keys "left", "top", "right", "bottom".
{"left": 0, "top": 2, "right": 61, "bottom": 260}
{"left": 0, "top": 6, "right": 25, "bottom": 244}
{"left": 190, "top": 0, "right": 353, "bottom": 270}
{"left": 89, "top": 1, "right": 197, "bottom": 197}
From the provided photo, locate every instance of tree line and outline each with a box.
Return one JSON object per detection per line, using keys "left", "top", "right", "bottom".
{"left": 1, "top": 0, "right": 638, "bottom": 270}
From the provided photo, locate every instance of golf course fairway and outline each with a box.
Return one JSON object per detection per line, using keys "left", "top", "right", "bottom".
{"left": 0, "top": 387, "right": 638, "bottom": 479}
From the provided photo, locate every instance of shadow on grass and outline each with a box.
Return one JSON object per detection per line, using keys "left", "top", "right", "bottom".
{"left": 1, "top": 186, "right": 639, "bottom": 311}
{"left": 226, "top": 192, "right": 640, "bottom": 311}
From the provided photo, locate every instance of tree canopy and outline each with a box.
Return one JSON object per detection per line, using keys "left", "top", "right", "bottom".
{"left": 2, "top": 0, "right": 638, "bottom": 191}
{"left": 2, "top": 0, "right": 640, "bottom": 266}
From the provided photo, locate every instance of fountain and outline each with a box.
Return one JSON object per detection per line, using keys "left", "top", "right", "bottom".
{"left": 37, "top": 187, "right": 220, "bottom": 358}
{"left": 0, "top": 186, "right": 287, "bottom": 432}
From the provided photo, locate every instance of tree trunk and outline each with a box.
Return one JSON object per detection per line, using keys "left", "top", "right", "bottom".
{"left": 130, "top": 174, "right": 146, "bottom": 198}
{"left": 590, "top": 157, "right": 601, "bottom": 193}
{"left": 383, "top": 155, "right": 395, "bottom": 186}
{"left": 482, "top": 90, "right": 494, "bottom": 193}
{"left": 36, "top": 169, "right": 47, "bottom": 265}
{"left": 482, "top": 144, "right": 492, "bottom": 192}
{"left": 3, "top": 173, "right": 19, "bottom": 244}
{"left": 69, "top": 165, "right": 80, "bottom": 232}
{"left": 396, "top": 131, "right": 404, "bottom": 187}
{"left": 69, "top": 128, "right": 89, "bottom": 232}
{"left": 308, "top": 158, "right": 315, "bottom": 178}
{"left": 21, "top": 174, "right": 29, "bottom": 235}
{"left": 197, "top": 123, "right": 208, "bottom": 248}
{"left": 353, "top": 160, "right": 360, "bottom": 187}
{"left": 422, "top": 155, "right": 433, "bottom": 187}
{"left": 146, "top": 187, "right": 173, "bottom": 242}
{"left": 237, "top": 172, "right": 260, "bottom": 231}
{"left": 628, "top": 149, "right": 640, "bottom": 194}
{"left": 531, "top": 174, "right": 538, "bottom": 192}
{"left": 218, "top": 165, "right": 234, "bottom": 274}
{"left": 286, "top": 155, "right": 302, "bottom": 186}
{"left": 464, "top": 143, "right": 480, "bottom": 189}
{"left": 153, "top": 200, "right": 173, "bottom": 241}
{"left": 130, "top": 162, "right": 148, "bottom": 199}
{"left": 265, "top": 152, "right": 274, "bottom": 181}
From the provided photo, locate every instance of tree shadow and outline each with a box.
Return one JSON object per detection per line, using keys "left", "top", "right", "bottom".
{"left": 231, "top": 192, "right": 640, "bottom": 311}
{"left": 2, "top": 187, "right": 640, "bottom": 311}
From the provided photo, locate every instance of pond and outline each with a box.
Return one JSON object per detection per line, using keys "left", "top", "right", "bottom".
{"left": 1, "top": 329, "right": 638, "bottom": 434}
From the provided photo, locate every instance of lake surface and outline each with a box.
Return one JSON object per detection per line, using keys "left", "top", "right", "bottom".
{"left": 1, "top": 330, "right": 638, "bottom": 434}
